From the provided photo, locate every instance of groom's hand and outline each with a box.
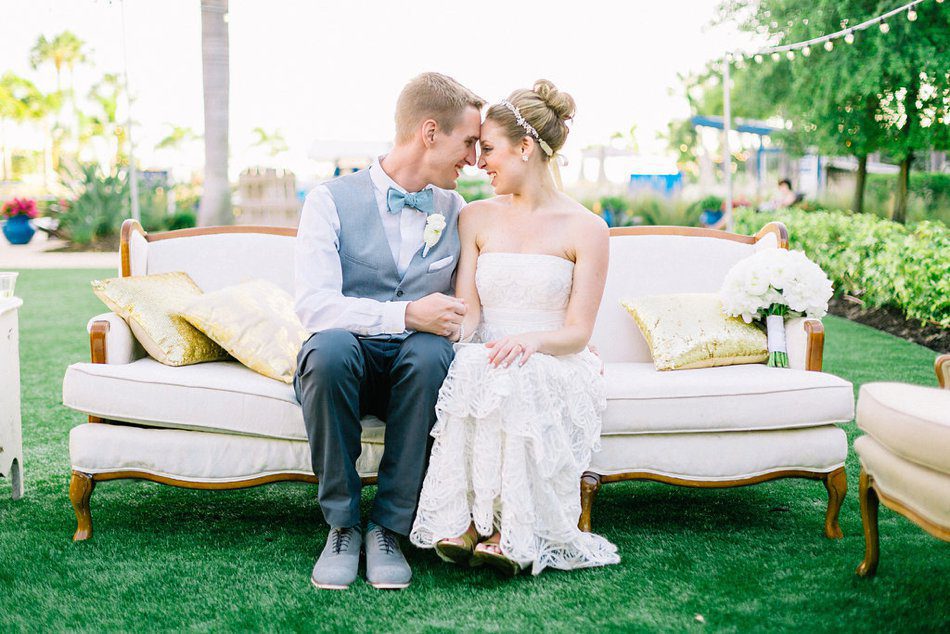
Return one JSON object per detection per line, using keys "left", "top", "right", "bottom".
{"left": 405, "top": 293, "right": 466, "bottom": 337}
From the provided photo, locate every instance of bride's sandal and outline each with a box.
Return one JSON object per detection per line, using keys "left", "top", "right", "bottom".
{"left": 471, "top": 533, "right": 521, "bottom": 576}
{"left": 434, "top": 524, "right": 479, "bottom": 565}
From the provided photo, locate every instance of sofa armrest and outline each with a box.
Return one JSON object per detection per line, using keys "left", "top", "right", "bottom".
{"left": 937, "top": 354, "right": 950, "bottom": 389}
{"left": 786, "top": 317, "right": 824, "bottom": 372}
{"left": 87, "top": 312, "right": 145, "bottom": 365}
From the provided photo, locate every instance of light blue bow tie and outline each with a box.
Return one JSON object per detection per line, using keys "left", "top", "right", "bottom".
{"left": 387, "top": 187, "right": 434, "bottom": 214}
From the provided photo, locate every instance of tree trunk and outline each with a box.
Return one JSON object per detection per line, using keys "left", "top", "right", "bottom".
{"left": 852, "top": 154, "right": 867, "bottom": 214}
{"left": 893, "top": 152, "right": 912, "bottom": 224}
{"left": 198, "top": 0, "right": 231, "bottom": 226}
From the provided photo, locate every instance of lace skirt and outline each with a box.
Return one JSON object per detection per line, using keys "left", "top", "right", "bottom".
{"left": 409, "top": 343, "right": 620, "bottom": 575}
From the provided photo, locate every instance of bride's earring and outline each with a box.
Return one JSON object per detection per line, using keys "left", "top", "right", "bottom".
{"left": 522, "top": 154, "right": 529, "bottom": 162}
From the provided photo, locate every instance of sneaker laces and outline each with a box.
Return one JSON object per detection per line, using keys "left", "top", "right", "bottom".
{"left": 330, "top": 527, "right": 354, "bottom": 554}
{"left": 374, "top": 527, "right": 398, "bottom": 555}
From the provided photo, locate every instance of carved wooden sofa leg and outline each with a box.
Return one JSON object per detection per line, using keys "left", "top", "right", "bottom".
{"left": 823, "top": 467, "right": 847, "bottom": 539}
{"left": 70, "top": 471, "right": 95, "bottom": 542}
{"left": 579, "top": 471, "right": 601, "bottom": 533}
{"left": 856, "top": 468, "right": 880, "bottom": 577}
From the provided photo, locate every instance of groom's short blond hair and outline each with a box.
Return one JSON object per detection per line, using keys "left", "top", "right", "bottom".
{"left": 395, "top": 72, "right": 484, "bottom": 144}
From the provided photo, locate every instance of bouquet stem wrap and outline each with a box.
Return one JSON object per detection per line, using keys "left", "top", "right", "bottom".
{"left": 766, "top": 304, "right": 788, "bottom": 368}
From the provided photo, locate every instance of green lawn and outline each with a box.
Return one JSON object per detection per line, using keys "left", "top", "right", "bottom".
{"left": 1, "top": 268, "right": 947, "bottom": 632}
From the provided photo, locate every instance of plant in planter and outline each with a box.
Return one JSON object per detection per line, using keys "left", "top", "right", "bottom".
{"left": 2, "top": 198, "right": 39, "bottom": 245}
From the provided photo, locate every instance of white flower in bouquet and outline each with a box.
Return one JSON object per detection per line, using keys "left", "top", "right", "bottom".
{"left": 720, "top": 248, "right": 833, "bottom": 367}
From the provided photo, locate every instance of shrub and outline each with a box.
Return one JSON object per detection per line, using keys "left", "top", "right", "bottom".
{"left": 56, "top": 164, "right": 130, "bottom": 245}
{"left": 735, "top": 207, "right": 949, "bottom": 328}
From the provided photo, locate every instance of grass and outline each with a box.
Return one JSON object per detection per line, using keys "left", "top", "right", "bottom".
{"left": 1, "top": 268, "right": 948, "bottom": 632}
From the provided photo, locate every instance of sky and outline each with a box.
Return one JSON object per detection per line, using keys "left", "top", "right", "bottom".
{"left": 2, "top": 0, "right": 762, "bottom": 183}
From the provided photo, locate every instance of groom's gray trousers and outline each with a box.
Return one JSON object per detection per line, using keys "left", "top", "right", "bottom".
{"left": 294, "top": 329, "right": 454, "bottom": 535}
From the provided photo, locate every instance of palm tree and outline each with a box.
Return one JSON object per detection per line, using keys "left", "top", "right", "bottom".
{"left": 29, "top": 31, "right": 89, "bottom": 148}
{"left": 251, "top": 127, "right": 288, "bottom": 158}
{"left": 198, "top": 0, "right": 231, "bottom": 226}
{"left": 156, "top": 125, "right": 199, "bottom": 152}
{"left": 0, "top": 73, "right": 56, "bottom": 185}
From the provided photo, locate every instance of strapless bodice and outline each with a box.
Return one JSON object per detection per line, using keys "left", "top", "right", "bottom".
{"left": 475, "top": 252, "right": 574, "bottom": 340}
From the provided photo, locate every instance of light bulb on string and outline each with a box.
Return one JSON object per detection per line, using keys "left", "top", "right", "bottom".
{"left": 879, "top": 21, "right": 889, "bottom": 33}
{"left": 754, "top": 54, "right": 764, "bottom": 64}
{"left": 802, "top": 45, "right": 811, "bottom": 57}
{"left": 771, "top": 52, "right": 781, "bottom": 61}
{"left": 824, "top": 40, "right": 834, "bottom": 51}
{"left": 844, "top": 31, "right": 855, "bottom": 44}
{"left": 786, "top": 50, "right": 795, "bottom": 60}
{"left": 907, "top": 9, "right": 917, "bottom": 21}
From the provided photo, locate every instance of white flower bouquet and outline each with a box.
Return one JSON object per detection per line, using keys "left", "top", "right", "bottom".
{"left": 720, "top": 248, "right": 833, "bottom": 368}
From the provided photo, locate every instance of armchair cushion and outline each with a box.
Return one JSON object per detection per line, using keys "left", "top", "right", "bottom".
{"left": 602, "top": 362, "right": 854, "bottom": 435}
{"left": 621, "top": 293, "right": 767, "bottom": 370}
{"left": 855, "top": 435, "right": 950, "bottom": 528}
{"left": 92, "top": 272, "right": 229, "bottom": 366}
{"left": 857, "top": 382, "right": 950, "bottom": 475}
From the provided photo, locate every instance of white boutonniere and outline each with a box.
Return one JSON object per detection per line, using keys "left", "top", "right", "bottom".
{"left": 422, "top": 213, "right": 446, "bottom": 257}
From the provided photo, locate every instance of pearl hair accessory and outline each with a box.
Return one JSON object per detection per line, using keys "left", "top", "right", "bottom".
{"left": 498, "top": 100, "right": 555, "bottom": 157}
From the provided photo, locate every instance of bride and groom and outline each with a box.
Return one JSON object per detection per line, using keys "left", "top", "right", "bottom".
{"left": 293, "top": 72, "right": 619, "bottom": 591}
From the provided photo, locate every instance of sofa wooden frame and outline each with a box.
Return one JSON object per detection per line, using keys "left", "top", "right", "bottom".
{"left": 71, "top": 219, "right": 843, "bottom": 542}
{"left": 855, "top": 354, "right": 950, "bottom": 576}
{"left": 70, "top": 220, "right": 377, "bottom": 541}
{"left": 577, "top": 222, "right": 847, "bottom": 541}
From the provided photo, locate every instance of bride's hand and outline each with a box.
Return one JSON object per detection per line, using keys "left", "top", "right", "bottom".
{"left": 485, "top": 334, "right": 541, "bottom": 368}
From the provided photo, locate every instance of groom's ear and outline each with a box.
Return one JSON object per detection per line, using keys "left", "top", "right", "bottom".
{"left": 421, "top": 119, "right": 438, "bottom": 148}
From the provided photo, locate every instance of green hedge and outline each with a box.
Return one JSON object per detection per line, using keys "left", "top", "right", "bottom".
{"left": 735, "top": 207, "right": 950, "bottom": 328}
{"left": 863, "top": 172, "right": 950, "bottom": 224}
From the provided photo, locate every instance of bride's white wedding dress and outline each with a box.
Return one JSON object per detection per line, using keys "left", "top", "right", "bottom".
{"left": 410, "top": 252, "right": 620, "bottom": 574}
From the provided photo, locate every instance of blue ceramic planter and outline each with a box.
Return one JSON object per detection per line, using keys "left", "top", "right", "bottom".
{"left": 2, "top": 215, "right": 35, "bottom": 245}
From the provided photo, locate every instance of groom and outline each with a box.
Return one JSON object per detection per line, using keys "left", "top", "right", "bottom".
{"left": 294, "top": 72, "right": 484, "bottom": 590}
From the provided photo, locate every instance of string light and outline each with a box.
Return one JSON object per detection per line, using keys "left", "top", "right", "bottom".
{"left": 730, "top": 0, "right": 927, "bottom": 66}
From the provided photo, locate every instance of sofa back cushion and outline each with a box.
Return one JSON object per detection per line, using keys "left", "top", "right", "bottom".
{"left": 128, "top": 231, "right": 296, "bottom": 294}
{"left": 591, "top": 231, "right": 772, "bottom": 363}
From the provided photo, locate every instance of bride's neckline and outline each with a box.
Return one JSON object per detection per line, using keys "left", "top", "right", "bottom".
{"left": 478, "top": 251, "right": 574, "bottom": 266}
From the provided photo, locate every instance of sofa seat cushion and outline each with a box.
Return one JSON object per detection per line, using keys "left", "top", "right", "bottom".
{"left": 855, "top": 435, "right": 950, "bottom": 529}
{"left": 63, "top": 358, "right": 384, "bottom": 442}
{"left": 69, "top": 422, "right": 382, "bottom": 482}
{"left": 857, "top": 382, "right": 950, "bottom": 475}
{"left": 603, "top": 362, "right": 854, "bottom": 435}
{"left": 590, "top": 425, "right": 847, "bottom": 479}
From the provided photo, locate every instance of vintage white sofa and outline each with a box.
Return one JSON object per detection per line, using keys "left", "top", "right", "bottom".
{"left": 62, "top": 219, "right": 854, "bottom": 541}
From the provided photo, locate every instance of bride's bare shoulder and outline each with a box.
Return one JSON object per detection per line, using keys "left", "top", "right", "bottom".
{"left": 557, "top": 194, "right": 608, "bottom": 232}
{"left": 460, "top": 195, "right": 510, "bottom": 223}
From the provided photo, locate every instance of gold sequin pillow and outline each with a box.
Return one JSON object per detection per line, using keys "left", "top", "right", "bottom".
{"left": 621, "top": 293, "right": 768, "bottom": 371}
{"left": 179, "top": 279, "right": 308, "bottom": 383}
{"left": 92, "top": 272, "right": 230, "bottom": 366}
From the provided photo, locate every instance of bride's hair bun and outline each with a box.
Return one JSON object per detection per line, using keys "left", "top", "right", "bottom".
{"left": 533, "top": 79, "right": 575, "bottom": 122}
{"left": 485, "top": 79, "right": 576, "bottom": 159}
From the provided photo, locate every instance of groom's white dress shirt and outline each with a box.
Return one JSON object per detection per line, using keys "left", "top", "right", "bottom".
{"left": 295, "top": 158, "right": 441, "bottom": 336}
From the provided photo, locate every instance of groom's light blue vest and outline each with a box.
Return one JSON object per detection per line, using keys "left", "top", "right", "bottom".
{"left": 324, "top": 169, "right": 463, "bottom": 335}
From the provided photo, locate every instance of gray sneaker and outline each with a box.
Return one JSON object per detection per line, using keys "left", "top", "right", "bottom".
{"left": 311, "top": 526, "right": 362, "bottom": 590}
{"left": 365, "top": 522, "right": 411, "bottom": 590}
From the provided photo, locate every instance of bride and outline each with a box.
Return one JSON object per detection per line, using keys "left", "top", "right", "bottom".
{"left": 409, "top": 80, "right": 619, "bottom": 575}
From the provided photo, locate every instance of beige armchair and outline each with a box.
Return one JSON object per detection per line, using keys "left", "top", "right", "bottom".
{"left": 855, "top": 354, "right": 950, "bottom": 576}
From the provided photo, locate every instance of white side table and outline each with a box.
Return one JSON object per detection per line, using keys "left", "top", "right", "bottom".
{"left": 0, "top": 297, "right": 23, "bottom": 499}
